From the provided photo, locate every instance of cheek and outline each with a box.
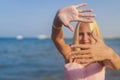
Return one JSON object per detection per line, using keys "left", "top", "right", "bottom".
{"left": 79, "top": 36, "right": 84, "bottom": 44}
{"left": 79, "top": 36, "right": 82, "bottom": 40}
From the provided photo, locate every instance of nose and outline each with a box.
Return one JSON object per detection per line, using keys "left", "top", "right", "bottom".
{"left": 83, "top": 34, "right": 89, "bottom": 41}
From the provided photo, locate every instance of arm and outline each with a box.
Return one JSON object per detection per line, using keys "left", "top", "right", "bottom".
{"left": 51, "top": 3, "right": 96, "bottom": 62}
{"left": 91, "top": 33, "right": 120, "bottom": 70}
{"left": 70, "top": 35, "right": 120, "bottom": 69}
{"left": 51, "top": 17, "right": 71, "bottom": 62}
{"left": 103, "top": 47, "right": 120, "bottom": 70}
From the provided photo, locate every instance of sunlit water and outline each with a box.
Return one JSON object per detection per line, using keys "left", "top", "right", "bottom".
{"left": 0, "top": 38, "right": 119, "bottom": 80}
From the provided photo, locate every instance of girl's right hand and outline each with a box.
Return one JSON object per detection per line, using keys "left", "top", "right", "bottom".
{"left": 54, "top": 3, "right": 96, "bottom": 32}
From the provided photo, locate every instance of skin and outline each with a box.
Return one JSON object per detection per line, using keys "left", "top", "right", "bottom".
{"left": 71, "top": 35, "right": 120, "bottom": 69}
{"left": 79, "top": 23, "right": 92, "bottom": 44}
{"left": 51, "top": 3, "right": 120, "bottom": 70}
{"left": 52, "top": 3, "right": 95, "bottom": 62}
{"left": 53, "top": 3, "right": 96, "bottom": 32}
{"left": 69, "top": 23, "right": 94, "bottom": 66}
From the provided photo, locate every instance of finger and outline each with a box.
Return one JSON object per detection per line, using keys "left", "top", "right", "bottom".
{"left": 73, "top": 18, "right": 93, "bottom": 23}
{"left": 69, "top": 50, "right": 90, "bottom": 57}
{"left": 75, "top": 55, "right": 92, "bottom": 59}
{"left": 71, "top": 44, "right": 90, "bottom": 49}
{"left": 79, "top": 13, "right": 96, "bottom": 17}
{"left": 71, "top": 50, "right": 90, "bottom": 55}
{"left": 69, "top": 51, "right": 79, "bottom": 56}
{"left": 68, "top": 52, "right": 76, "bottom": 63}
{"left": 78, "top": 9, "right": 93, "bottom": 13}
{"left": 78, "top": 50, "right": 90, "bottom": 54}
{"left": 79, "top": 58, "right": 91, "bottom": 63}
{"left": 65, "top": 23, "right": 74, "bottom": 32}
{"left": 76, "top": 17, "right": 94, "bottom": 23}
{"left": 79, "top": 58, "right": 94, "bottom": 63}
{"left": 91, "top": 30, "right": 97, "bottom": 42}
{"left": 75, "top": 3, "right": 87, "bottom": 8}
{"left": 69, "top": 56, "right": 75, "bottom": 63}
{"left": 91, "top": 30, "right": 103, "bottom": 43}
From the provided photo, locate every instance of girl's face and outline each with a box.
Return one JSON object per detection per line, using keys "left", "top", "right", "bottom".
{"left": 79, "top": 23, "right": 92, "bottom": 44}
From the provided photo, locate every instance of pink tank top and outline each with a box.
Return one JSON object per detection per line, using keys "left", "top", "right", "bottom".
{"left": 64, "top": 62, "right": 105, "bottom": 80}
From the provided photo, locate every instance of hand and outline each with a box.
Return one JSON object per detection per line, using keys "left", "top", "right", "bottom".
{"left": 70, "top": 34, "right": 112, "bottom": 64}
{"left": 54, "top": 3, "right": 96, "bottom": 32}
{"left": 68, "top": 49, "right": 95, "bottom": 66}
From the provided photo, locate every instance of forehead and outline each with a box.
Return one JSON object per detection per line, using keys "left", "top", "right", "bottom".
{"left": 79, "top": 23, "right": 91, "bottom": 31}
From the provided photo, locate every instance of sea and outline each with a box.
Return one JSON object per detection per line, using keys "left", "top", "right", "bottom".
{"left": 0, "top": 38, "right": 120, "bottom": 80}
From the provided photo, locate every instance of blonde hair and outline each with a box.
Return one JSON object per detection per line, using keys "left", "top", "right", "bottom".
{"left": 72, "top": 20, "right": 103, "bottom": 51}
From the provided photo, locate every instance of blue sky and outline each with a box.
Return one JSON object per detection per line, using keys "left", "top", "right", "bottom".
{"left": 0, "top": 0, "right": 120, "bottom": 38}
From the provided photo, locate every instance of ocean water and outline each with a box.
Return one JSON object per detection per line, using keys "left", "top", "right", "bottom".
{"left": 0, "top": 38, "right": 120, "bottom": 80}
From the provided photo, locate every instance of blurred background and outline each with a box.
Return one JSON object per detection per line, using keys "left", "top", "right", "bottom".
{"left": 0, "top": 0, "right": 120, "bottom": 80}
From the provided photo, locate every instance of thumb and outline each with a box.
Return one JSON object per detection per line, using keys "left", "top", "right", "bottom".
{"left": 91, "top": 30, "right": 103, "bottom": 43}
{"left": 91, "top": 30, "right": 98, "bottom": 42}
{"left": 65, "top": 23, "right": 74, "bottom": 32}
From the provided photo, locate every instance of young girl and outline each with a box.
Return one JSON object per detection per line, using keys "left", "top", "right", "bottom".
{"left": 64, "top": 21, "right": 105, "bottom": 80}
{"left": 51, "top": 3, "right": 120, "bottom": 80}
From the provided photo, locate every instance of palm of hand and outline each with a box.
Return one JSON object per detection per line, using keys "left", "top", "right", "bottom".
{"left": 56, "top": 3, "right": 95, "bottom": 31}
{"left": 58, "top": 6, "right": 79, "bottom": 31}
{"left": 59, "top": 6, "right": 79, "bottom": 23}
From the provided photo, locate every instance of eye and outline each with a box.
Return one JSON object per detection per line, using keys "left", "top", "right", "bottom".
{"left": 79, "top": 33, "right": 84, "bottom": 36}
{"left": 88, "top": 32, "right": 92, "bottom": 36}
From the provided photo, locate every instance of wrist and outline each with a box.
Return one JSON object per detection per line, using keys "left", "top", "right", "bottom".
{"left": 107, "top": 48, "right": 120, "bottom": 70}
{"left": 106, "top": 47, "right": 114, "bottom": 60}
{"left": 52, "top": 24, "right": 62, "bottom": 30}
{"left": 53, "top": 14, "right": 62, "bottom": 27}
